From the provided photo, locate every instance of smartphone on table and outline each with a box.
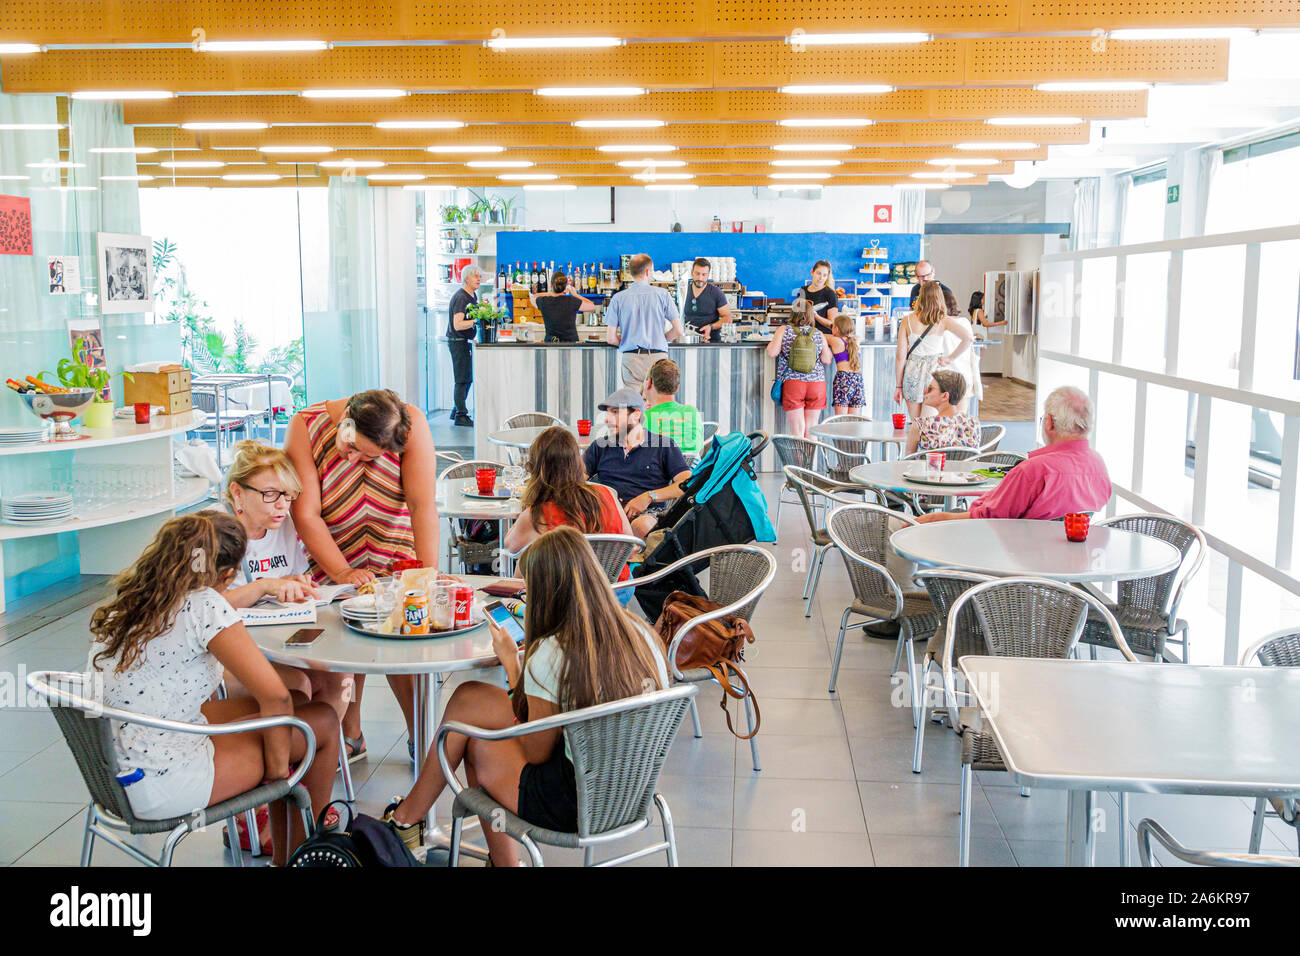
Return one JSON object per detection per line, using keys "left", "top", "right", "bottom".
{"left": 483, "top": 601, "right": 526, "bottom": 645}
{"left": 284, "top": 628, "right": 324, "bottom": 647}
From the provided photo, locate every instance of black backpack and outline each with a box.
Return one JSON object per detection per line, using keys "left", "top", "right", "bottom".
{"left": 286, "top": 801, "right": 421, "bottom": 867}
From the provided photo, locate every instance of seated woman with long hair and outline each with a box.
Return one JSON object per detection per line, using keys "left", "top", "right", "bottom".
{"left": 382, "top": 526, "right": 668, "bottom": 865}
{"left": 87, "top": 512, "right": 340, "bottom": 866}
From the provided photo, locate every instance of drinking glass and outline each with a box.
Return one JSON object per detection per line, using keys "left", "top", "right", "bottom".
{"left": 503, "top": 464, "right": 525, "bottom": 499}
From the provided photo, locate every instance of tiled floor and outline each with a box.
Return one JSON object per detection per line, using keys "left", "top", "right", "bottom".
{"left": 0, "top": 426, "right": 1296, "bottom": 867}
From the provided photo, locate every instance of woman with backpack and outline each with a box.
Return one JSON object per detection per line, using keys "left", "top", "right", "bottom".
{"left": 381, "top": 526, "right": 668, "bottom": 865}
{"left": 767, "top": 299, "right": 833, "bottom": 438}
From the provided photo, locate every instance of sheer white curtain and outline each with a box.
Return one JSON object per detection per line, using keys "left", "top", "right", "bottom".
{"left": 896, "top": 188, "right": 925, "bottom": 235}
{"left": 1112, "top": 174, "right": 1130, "bottom": 247}
{"left": 1194, "top": 147, "right": 1222, "bottom": 238}
{"left": 1070, "top": 177, "right": 1101, "bottom": 250}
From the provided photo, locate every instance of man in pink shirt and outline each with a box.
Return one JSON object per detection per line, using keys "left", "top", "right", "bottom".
{"left": 916, "top": 386, "right": 1111, "bottom": 523}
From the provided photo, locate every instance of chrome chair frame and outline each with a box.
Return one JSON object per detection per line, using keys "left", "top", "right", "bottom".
{"left": 438, "top": 684, "right": 697, "bottom": 867}
{"left": 511, "top": 533, "right": 647, "bottom": 585}
{"left": 1240, "top": 628, "right": 1300, "bottom": 855}
{"left": 503, "top": 412, "right": 566, "bottom": 429}
{"left": 613, "top": 544, "right": 777, "bottom": 772}
{"left": 27, "top": 670, "right": 317, "bottom": 868}
{"left": 1138, "top": 818, "right": 1300, "bottom": 867}
{"left": 784, "top": 466, "right": 870, "bottom": 619}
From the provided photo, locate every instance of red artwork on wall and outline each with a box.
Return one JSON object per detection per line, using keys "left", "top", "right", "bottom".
{"left": 0, "top": 195, "right": 33, "bottom": 255}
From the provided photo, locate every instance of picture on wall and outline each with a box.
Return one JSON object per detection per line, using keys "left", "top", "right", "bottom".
{"left": 97, "top": 232, "right": 154, "bottom": 313}
{"left": 48, "top": 255, "right": 82, "bottom": 295}
{"left": 0, "top": 195, "right": 33, "bottom": 256}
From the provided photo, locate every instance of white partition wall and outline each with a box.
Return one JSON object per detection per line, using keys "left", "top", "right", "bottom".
{"left": 1038, "top": 224, "right": 1300, "bottom": 664}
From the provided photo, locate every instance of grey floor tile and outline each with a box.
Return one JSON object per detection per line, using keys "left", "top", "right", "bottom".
{"left": 732, "top": 829, "right": 874, "bottom": 866}
{"left": 734, "top": 734, "right": 856, "bottom": 781}
{"left": 732, "top": 777, "right": 866, "bottom": 833}
{"left": 742, "top": 666, "right": 837, "bottom": 700}
{"left": 1009, "top": 839, "right": 1073, "bottom": 867}
{"left": 840, "top": 693, "right": 918, "bottom": 736}
{"left": 748, "top": 697, "right": 847, "bottom": 737}
{"left": 858, "top": 780, "right": 1002, "bottom": 838}
{"left": 0, "top": 751, "right": 33, "bottom": 777}
{"left": 652, "top": 774, "right": 733, "bottom": 830}
{"left": 742, "top": 642, "right": 830, "bottom": 669}
{"left": 849, "top": 729, "right": 964, "bottom": 784}
{"left": 0, "top": 801, "right": 86, "bottom": 864}
{"left": 870, "top": 833, "right": 1015, "bottom": 867}
{"left": 663, "top": 732, "right": 736, "bottom": 779}
{"left": 0, "top": 745, "right": 88, "bottom": 803}
{"left": 626, "top": 826, "right": 732, "bottom": 867}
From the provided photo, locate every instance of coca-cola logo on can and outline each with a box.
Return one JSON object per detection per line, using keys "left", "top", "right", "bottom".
{"left": 453, "top": 585, "right": 474, "bottom": 627}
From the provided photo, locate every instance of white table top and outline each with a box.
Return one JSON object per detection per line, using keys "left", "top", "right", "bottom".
{"left": 849, "top": 460, "right": 997, "bottom": 499}
{"left": 485, "top": 425, "right": 595, "bottom": 450}
{"left": 959, "top": 657, "right": 1300, "bottom": 798}
{"left": 810, "top": 421, "right": 908, "bottom": 444}
{"left": 890, "top": 518, "right": 1181, "bottom": 583}
{"left": 249, "top": 575, "right": 500, "bottom": 676}
{"left": 437, "top": 481, "right": 524, "bottom": 521}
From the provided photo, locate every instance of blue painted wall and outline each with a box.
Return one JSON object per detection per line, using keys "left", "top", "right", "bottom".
{"left": 496, "top": 231, "right": 921, "bottom": 312}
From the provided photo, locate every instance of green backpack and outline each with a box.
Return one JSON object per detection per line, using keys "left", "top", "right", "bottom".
{"left": 787, "top": 326, "right": 818, "bottom": 374}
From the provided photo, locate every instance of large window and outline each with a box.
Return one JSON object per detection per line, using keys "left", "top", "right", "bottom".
{"left": 1120, "top": 167, "right": 1167, "bottom": 245}
{"left": 1206, "top": 130, "right": 1300, "bottom": 234}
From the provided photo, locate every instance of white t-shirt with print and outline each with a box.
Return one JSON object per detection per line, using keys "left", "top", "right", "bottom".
{"left": 225, "top": 505, "right": 310, "bottom": 587}
{"left": 523, "top": 620, "right": 670, "bottom": 759}
{"left": 88, "top": 587, "right": 242, "bottom": 775}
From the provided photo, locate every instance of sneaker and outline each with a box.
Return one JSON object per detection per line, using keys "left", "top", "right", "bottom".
{"left": 453, "top": 414, "right": 474, "bottom": 427}
{"left": 382, "top": 798, "right": 425, "bottom": 853}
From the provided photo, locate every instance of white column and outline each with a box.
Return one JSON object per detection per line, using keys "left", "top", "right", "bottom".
{"left": 373, "top": 189, "right": 420, "bottom": 401}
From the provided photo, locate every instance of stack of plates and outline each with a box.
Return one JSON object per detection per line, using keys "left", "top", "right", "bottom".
{"left": 339, "top": 595, "right": 385, "bottom": 628}
{"left": 0, "top": 426, "right": 47, "bottom": 447}
{"left": 2, "top": 491, "right": 74, "bottom": 525}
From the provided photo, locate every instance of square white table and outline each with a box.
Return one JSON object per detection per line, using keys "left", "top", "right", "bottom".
{"left": 959, "top": 656, "right": 1300, "bottom": 866}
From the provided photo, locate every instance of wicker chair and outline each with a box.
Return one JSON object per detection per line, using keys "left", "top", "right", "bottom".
{"left": 701, "top": 421, "right": 721, "bottom": 451}
{"left": 784, "top": 466, "right": 872, "bottom": 618}
{"left": 820, "top": 413, "right": 874, "bottom": 425}
{"left": 1078, "top": 513, "right": 1206, "bottom": 663}
{"left": 772, "top": 434, "right": 822, "bottom": 530}
{"left": 815, "top": 437, "right": 873, "bottom": 485}
{"left": 977, "top": 424, "right": 1006, "bottom": 453}
{"left": 437, "top": 458, "right": 506, "bottom": 571}
{"left": 26, "top": 670, "right": 316, "bottom": 867}
{"left": 614, "top": 544, "right": 777, "bottom": 772}
{"left": 503, "top": 412, "right": 565, "bottom": 428}
{"left": 584, "top": 534, "right": 646, "bottom": 584}
{"left": 909, "top": 569, "right": 994, "bottom": 774}
{"left": 440, "top": 684, "right": 698, "bottom": 867}
{"left": 1242, "top": 629, "right": 1300, "bottom": 856}
{"left": 940, "top": 579, "right": 1135, "bottom": 866}
{"left": 1139, "top": 818, "right": 1300, "bottom": 867}
{"left": 825, "top": 504, "right": 937, "bottom": 694}
{"left": 972, "top": 450, "right": 1026, "bottom": 469}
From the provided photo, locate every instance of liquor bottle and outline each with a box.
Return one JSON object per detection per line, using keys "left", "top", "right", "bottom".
{"left": 531, "top": 262, "right": 540, "bottom": 292}
{"left": 589, "top": 264, "right": 597, "bottom": 293}
{"left": 549, "top": 261, "right": 555, "bottom": 291}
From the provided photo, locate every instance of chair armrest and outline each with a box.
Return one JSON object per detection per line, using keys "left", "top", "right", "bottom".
{"left": 1138, "top": 818, "right": 1300, "bottom": 867}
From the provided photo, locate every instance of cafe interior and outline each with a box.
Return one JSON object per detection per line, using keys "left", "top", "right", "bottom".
{"left": 0, "top": 0, "right": 1298, "bottom": 872}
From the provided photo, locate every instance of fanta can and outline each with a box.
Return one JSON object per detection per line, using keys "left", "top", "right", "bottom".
{"left": 402, "top": 589, "right": 430, "bottom": 635}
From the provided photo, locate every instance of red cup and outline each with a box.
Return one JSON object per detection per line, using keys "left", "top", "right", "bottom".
{"left": 133, "top": 402, "right": 151, "bottom": 424}
{"left": 1064, "top": 512, "right": 1091, "bottom": 543}
{"left": 577, "top": 419, "right": 592, "bottom": 436}
{"left": 475, "top": 467, "right": 497, "bottom": 495}
{"left": 891, "top": 412, "right": 906, "bottom": 430}
{"left": 926, "top": 451, "right": 946, "bottom": 473}
{"left": 391, "top": 558, "right": 424, "bottom": 576}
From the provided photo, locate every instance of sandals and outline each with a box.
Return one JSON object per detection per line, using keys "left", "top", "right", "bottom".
{"left": 224, "top": 805, "right": 272, "bottom": 855}
{"left": 344, "top": 734, "right": 367, "bottom": 765}
{"left": 382, "top": 797, "right": 424, "bottom": 853}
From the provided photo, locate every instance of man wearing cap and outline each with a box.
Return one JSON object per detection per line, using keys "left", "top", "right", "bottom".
{"left": 583, "top": 387, "right": 691, "bottom": 538}
{"left": 605, "top": 253, "right": 686, "bottom": 391}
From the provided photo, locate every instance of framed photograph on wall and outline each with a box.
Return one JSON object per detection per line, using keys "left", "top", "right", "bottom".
{"left": 96, "top": 232, "right": 154, "bottom": 314}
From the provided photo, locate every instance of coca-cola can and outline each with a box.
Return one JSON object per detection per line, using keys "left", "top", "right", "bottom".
{"left": 453, "top": 585, "right": 474, "bottom": 628}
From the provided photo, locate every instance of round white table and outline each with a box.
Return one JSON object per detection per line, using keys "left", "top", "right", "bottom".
{"left": 889, "top": 519, "right": 1182, "bottom": 583}
{"left": 485, "top": 425, "right": 595, "bottom": 451}
{"left": 250, "top": 576, "right": 501, "bottom": 834}
{"left": 438, "top": 481, "right": 524, "bottom": 574}
{"left": 849, "top": 460, "right": 998, "bottom": 501}
{"left": 810, "top": 420, "right": 908, "bottom": 462}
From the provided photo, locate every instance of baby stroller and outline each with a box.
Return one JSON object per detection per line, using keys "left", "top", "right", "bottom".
{"left": 632, "top": 430, "right": 775, "bottom": 621}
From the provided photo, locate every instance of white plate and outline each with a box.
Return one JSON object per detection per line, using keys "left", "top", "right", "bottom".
{"left": 459, "top": 482, "right": 513, "bottom": 501}
{"left": 5, "top": 492, "right": 72, "bottom": 505}
{"left": 901, "top": 468, "right": 990, "bottom": 486}
{"left": 343, "top": 604, "right": 485, "bottom": 639}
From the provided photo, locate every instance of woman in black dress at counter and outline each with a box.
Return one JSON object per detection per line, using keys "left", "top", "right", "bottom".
{"left": 800, "top": 259, "right": 841, "bottom": 333}
{"left": 530, "top": 271, "right": 596, "bottom": 343}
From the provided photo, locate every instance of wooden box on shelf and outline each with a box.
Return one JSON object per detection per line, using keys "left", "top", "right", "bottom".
{"left": 123, "top": 366, "right": 192, "bottom": 416}
{"left": 511, "top": 289, "right": 541, "bottom": 321}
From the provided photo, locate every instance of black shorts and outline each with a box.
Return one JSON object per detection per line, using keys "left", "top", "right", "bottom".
{"left": 516, "top": 745, "right": 577, "bottom": 832}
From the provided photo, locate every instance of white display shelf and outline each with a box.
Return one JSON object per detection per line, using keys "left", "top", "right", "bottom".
{"left": 0, "top": 477, "right": 211, "bottom": 541}
{"left": 0, "top": 411, "right": 196, "bottom": 457}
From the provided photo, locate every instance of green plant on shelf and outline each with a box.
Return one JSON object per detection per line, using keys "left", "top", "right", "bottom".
{"left": 440, "top": 204, "right": 467, "bottom": 224}
{"left": 467, "top": 301, "right": 506, "bottom": 326}
{"left": 467, "top": 196, "right": 492, "bottom": 223}
{"left": 41, "top": 337, "right": 133, "bottom": 404}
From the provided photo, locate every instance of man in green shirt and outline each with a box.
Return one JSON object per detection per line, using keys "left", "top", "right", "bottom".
{"left": 642, "top": 358, "right": 703, "bottom": 456}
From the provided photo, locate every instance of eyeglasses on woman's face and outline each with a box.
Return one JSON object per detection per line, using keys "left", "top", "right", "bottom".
{"left": 238, "top": 482, "right": 298, "bottom": 504}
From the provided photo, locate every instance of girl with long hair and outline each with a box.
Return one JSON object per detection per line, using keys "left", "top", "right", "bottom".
{"left": 382, "top": 527, "right": 668, "bottom": 864}
{"left": 827, "top": 313, "right": 864, "bottom": 416}
{"left": 893, "top": 281, "right": 973, "bottom": 423}
{"left": 87, "top": 511, "right": 340, "bottom": 865}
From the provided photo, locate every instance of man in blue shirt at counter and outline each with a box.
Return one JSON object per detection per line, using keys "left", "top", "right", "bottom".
{"left": 605, "top": 253, "right": 686, "bottom": 391}
{"left": 583, "top": 387, "right": 691, "bottom": 539}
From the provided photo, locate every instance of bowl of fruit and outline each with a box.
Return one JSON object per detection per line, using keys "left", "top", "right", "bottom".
{"left": 12, "top": 384, "right": 97, "bottom": 441}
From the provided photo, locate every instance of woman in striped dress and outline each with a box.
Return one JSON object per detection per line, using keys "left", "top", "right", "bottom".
{"left": 286, "top": 389, "right": 440, "bottom": 761}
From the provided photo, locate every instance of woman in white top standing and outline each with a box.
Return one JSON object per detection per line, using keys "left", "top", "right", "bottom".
{"left": 942, "top": 287, "right": 982, "bottom": 416}
{"left": 894, "top": 281, "right": 973, "bottom": 424}
{"left": 382, "top": 526, "right": 668, "bottom": 865}
{"left": 87, "top": 511, "right": 340, "bottom": 866}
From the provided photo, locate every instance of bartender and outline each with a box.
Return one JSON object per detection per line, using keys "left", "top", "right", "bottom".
{"left": 682, "top": 257, "right": 732, "bottom": 343}
{"left": 801, "top": 259, "right": 840, "bottom": 332}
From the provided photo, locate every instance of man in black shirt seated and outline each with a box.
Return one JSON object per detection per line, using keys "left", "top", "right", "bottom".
{"left": 582, "top": 387, "right": 691, "bottom": 539}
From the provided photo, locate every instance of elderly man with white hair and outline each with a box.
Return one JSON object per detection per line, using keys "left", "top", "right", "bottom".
{"left": 916, "top": 385, "right": 1112, "bottom": 523}
{"left": 446, "top": 264, "right": 482, "bottom": 427}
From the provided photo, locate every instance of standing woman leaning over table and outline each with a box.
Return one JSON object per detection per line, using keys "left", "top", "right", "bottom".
{"left": 894, "top": 281, "right": 973, "bottom": 424}
{"left": 284, "top": 389, "right": 440, "bottom": 763}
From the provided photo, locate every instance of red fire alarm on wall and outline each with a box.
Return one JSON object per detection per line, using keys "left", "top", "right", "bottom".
{"left": 873, "top": 204, "right": 893, "bottom": 224}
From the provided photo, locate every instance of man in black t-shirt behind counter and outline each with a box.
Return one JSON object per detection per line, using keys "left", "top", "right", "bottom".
{"left": 447, "top": 265, "right": 481, "bottom": 427}
{"left": 681, "top": 257, "right": 732, "bottom": 343}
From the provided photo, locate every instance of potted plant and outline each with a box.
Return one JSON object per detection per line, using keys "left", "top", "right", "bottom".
{"left": 439, "top": 204, "right": 465, "bottom": 225}
{"left": 488, "top": 195, "right": 506, "bottom": 224}
{"left": 41, "top": 337, "right": 133, "bottom": 429}
{"left": 499, "top": 193, "right": 520, "bottom": 225}
{"left": 467, "top": 301, "right": 504, "bottom": 344}
{"left": 467, "top": 197, "right": 491, "bottom": 224}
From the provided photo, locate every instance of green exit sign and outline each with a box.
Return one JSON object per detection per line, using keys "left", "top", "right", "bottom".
{"left": 1166, "top": 185, "right": 1180, "bottom": 204}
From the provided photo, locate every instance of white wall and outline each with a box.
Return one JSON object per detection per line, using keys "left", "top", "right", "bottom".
{"left": 521, "top": 185, "right": 907, "bottom": 233}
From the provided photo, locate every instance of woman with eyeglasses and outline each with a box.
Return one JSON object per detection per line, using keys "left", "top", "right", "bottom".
{"left": 283, "top": 389, "right": 441, "bottom": 764}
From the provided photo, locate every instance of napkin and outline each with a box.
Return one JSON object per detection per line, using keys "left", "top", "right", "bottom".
{"left": 174, "top": 438, "right": 223, "bottom": 484}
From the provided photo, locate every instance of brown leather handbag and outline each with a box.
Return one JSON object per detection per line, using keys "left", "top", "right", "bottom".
{"left": 654, "top": 590, "right": 760, "bottom": 739}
